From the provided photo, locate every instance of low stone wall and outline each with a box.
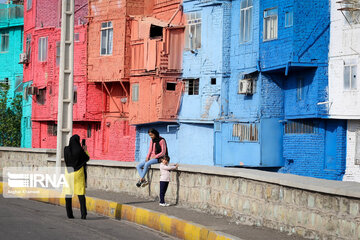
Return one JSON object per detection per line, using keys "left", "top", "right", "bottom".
{"left": 1, "top": 147, "right": 360, "bottom": 239}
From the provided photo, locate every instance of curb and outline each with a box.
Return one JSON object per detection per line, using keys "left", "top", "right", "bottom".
{"left": 0, "top": 182, "right": 241, "bottom": 240}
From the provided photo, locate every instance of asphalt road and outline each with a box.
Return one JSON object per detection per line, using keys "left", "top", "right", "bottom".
{"left": 0, "top": 196, "right": 177, "bottom": 240}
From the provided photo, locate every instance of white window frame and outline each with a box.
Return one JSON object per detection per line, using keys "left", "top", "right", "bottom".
{"left": 263, "top": 8, "right": 278, "bottom": 41}
{"left": 1, "top": 32, "right": 9, "bottom": 52}
{"left": 185, "top": 12, "right": 201, "bottom": 50}
{"left": 132, "top": 83, "right": 139, "bottom": 102}
{"left": 285, "top": 11, "right": 293, "bottom": 28}
{"left": 100, "top": 22, "right": 113, "bottom": 55}
{"left": 38, "top": 37, "right": 48, "bottom": 62}
{"left": 240, "top": 0, "right": 253, "bottom": 43}
{"left": 27, "top": 0, "right": 32, "bottom": 11}
{"left": 344, "top": 60, "right": 357, "bottom": 90}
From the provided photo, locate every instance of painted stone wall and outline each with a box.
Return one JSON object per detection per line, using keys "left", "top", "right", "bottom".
{"left": 1, "top": 147, "right": 360, "bottom": 240}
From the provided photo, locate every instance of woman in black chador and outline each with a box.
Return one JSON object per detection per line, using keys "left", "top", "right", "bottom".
{"left": 63, "top": 134, "right": 89, "bottom": 219}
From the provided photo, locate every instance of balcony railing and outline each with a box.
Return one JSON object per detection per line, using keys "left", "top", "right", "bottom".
{"left": 0, "top": 5, "right": 23, "bottom": 25}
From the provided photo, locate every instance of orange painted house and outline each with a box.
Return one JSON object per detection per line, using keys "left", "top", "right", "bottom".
{"left": 86, "top": 0, "right": 146, "bottom": 160}
{"left": 128, "top": 0, "right": 184, "bottom": 125}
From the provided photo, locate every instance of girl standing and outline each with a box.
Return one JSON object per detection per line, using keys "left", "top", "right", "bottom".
{"left": 159, "top": 156, "right": 178, "bottom": 206}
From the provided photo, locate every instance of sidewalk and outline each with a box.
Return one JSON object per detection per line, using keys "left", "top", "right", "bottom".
{"left": 86, "top": 188, "right": 305, "bottom": 240}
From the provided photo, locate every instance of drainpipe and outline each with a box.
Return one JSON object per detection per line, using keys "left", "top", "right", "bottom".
{"left": 221, "top": 76, "right": 229, "bottom": 117}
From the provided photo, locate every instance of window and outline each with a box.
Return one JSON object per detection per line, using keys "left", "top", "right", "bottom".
{"left": 285, "top": 11, "right": 293, "bottom": 27}
{"left": 297, "top": 78, "right": 303, "bottom": 101}
{"left": 185, "top": 12, "right": 201, "bottom": 50}
{"left": 26, "top": 34, "right": 31, "bottom": 56}
{"left": 37, "top": 89, "right": 46, "bottom": 105}
{"left": 0, "top": 78, "right": 9, "bottom": 90}
{"left": 15, "top": 76, "right": 23, "bottom": 93}
{"left": 73, "top": 89, "right": 77, "bottom": 103}
{"left": 240, "top": 0, "right": 253, "bottom": 43}
{"left": 132, "top": 83, "right": 139, "bottom": 102}
{"left": 47, "top": 122, "right": 57, "bottom": 136}
{"left": 264, "top": 8, "right": 278, "bottom": 41}
{"left": 27, "top": 0, "right": 32, "bottom": 11}
{"left": 38, "top": 37, "right": 48, "bottom": 62}
{"left": 100, "top": 21, "right": 113, "bottom": 55}
{"left": 284, "top": 120, "right": 318, "bottom": 134}
{"left": 344, "top": 60, "right": 357, "bottom": 90}
{"left": 211, "top": 78, "right": 216, "bottom": 85}
{"left": 184, "top": 79, "right": 199, "bottom": 95}
{"left": 74, "top": 33, "right": 80, "bottom": 42}
{"left": 87, "top": 124, "right": 91, "bottom": 138}
{"left": 56, "top": 41, "right": 60, "bottom": 66}
{"left": 1, "top": 33, "right": 9, "bottom": 52}
{"left": 166, "top": 82, "right": 176, "bottom": 91}
{"left": 149, "top": 25, "right": 163, "bottom": 39}
{"left": 231, "top": 123, "right": 258, "bottom": 142}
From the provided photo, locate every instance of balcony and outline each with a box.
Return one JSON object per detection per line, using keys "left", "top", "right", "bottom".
{"left": 0, "top": 5, "right": 23, "bottom": 27}
{"left": 130, "top": 20, "right": 184, "bottom": 76}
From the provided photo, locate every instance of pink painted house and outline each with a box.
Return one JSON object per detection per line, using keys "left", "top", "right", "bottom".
{"left": 23, "top": 0, "right": 104, "bottom": 159}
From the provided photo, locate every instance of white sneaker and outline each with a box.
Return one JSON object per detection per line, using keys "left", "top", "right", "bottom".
{"left": 159, "top": 203, "right": 170, "bottom": 207}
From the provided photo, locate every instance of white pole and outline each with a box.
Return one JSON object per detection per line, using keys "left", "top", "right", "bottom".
{"left": 56, "top": 0, "right": 74, "bottom": 175}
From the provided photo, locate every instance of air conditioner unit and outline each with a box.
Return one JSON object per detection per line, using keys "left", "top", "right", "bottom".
{"left": 238, "top": 79, "right": 253, "bottom": 95}
{"left": 27, "top": 86, "right": 38, "bottom": 95}
{"left": 19, "top": 53, "right": 28, "bottom": 64}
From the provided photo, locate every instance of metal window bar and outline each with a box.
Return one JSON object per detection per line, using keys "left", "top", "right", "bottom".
{"left": 285, "top": 120, "right": 318, "bottom": 134}
{"left": 231, "top": 123, "right": 258, "bottom": 142}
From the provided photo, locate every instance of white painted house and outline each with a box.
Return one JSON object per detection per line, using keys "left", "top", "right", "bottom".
{"left": 329, "top": 0, "right": 360, "bottom": 181}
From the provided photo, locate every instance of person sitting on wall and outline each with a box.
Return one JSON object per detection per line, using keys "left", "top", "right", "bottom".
{"left": 136, "top": 128, "right": 168, "bottom": 187}
{"left": 63, "top": 134, "right": 89, "bottom": 219}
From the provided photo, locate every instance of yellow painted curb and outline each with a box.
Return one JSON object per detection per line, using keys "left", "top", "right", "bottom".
{"left": 0, "top": 181, "right": 239, "bottom": 240}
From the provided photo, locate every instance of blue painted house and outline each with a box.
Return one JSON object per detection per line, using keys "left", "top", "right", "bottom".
{"left": 214, "top": 0, "right": 346, "bottom": 180}
{"left": 260, "top": 0, "right": 346, "bottom": 180}
{"left": 0, "top": 3, "right": 23, "bottom": 102}
{"left": 215, "top": 0, "right": 284, "bottom": 168}
{"left": 0, "top": 4, "right": 30, "bottom": 147}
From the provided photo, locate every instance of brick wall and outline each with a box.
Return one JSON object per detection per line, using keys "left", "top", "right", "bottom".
{"left": 280, "top": 119, "right": 347, "bottom": 180}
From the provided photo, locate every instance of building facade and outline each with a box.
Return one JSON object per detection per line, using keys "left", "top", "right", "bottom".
{"left": 328, "top": 0, "right": 360, "bottom": 181}
{"left": 0, "top": 3, "right": 24, "bottom": 146}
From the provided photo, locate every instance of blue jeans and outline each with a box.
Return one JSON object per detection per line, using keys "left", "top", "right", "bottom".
{"left": 136, "top": 158, "right": 158, "bottom": 179}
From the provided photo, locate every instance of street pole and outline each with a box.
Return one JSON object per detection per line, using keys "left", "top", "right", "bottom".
{"left": 56, "top": 0, "right": 74, "bottom": 173}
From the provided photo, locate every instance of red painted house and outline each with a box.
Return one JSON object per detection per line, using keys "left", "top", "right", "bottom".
{"left": 23, "top": 0, "right": 104, "bottom": 158}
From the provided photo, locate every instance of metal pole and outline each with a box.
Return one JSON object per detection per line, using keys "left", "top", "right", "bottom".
{"left": 56, "top": 0, "right": 74, "bottom": 172}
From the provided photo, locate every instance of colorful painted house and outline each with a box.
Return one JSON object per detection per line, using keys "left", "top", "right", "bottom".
{"left": 214, "top": 0, "right": 284, "bottom": 168}
{"left": 129, "top": 0, "right": 185, "bottom": 163}
{"left": 260, "top": 0, "right": 346, "bottom": 180}
{"left": 0, "top": 3, "right": 24, "bottom": 145}
{"left": 328, "top": 0, "right": 360, "bottom": 181}
{"left": 86, "top": 0, "right": 143, "bottom": 161}
{"left": 23, "top": 0, "right": 104, "bottom": 158}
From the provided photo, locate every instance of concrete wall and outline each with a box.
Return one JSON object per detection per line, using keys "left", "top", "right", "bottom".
{"left": 1, "top": 147, "right": 360, "bottom": 239}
